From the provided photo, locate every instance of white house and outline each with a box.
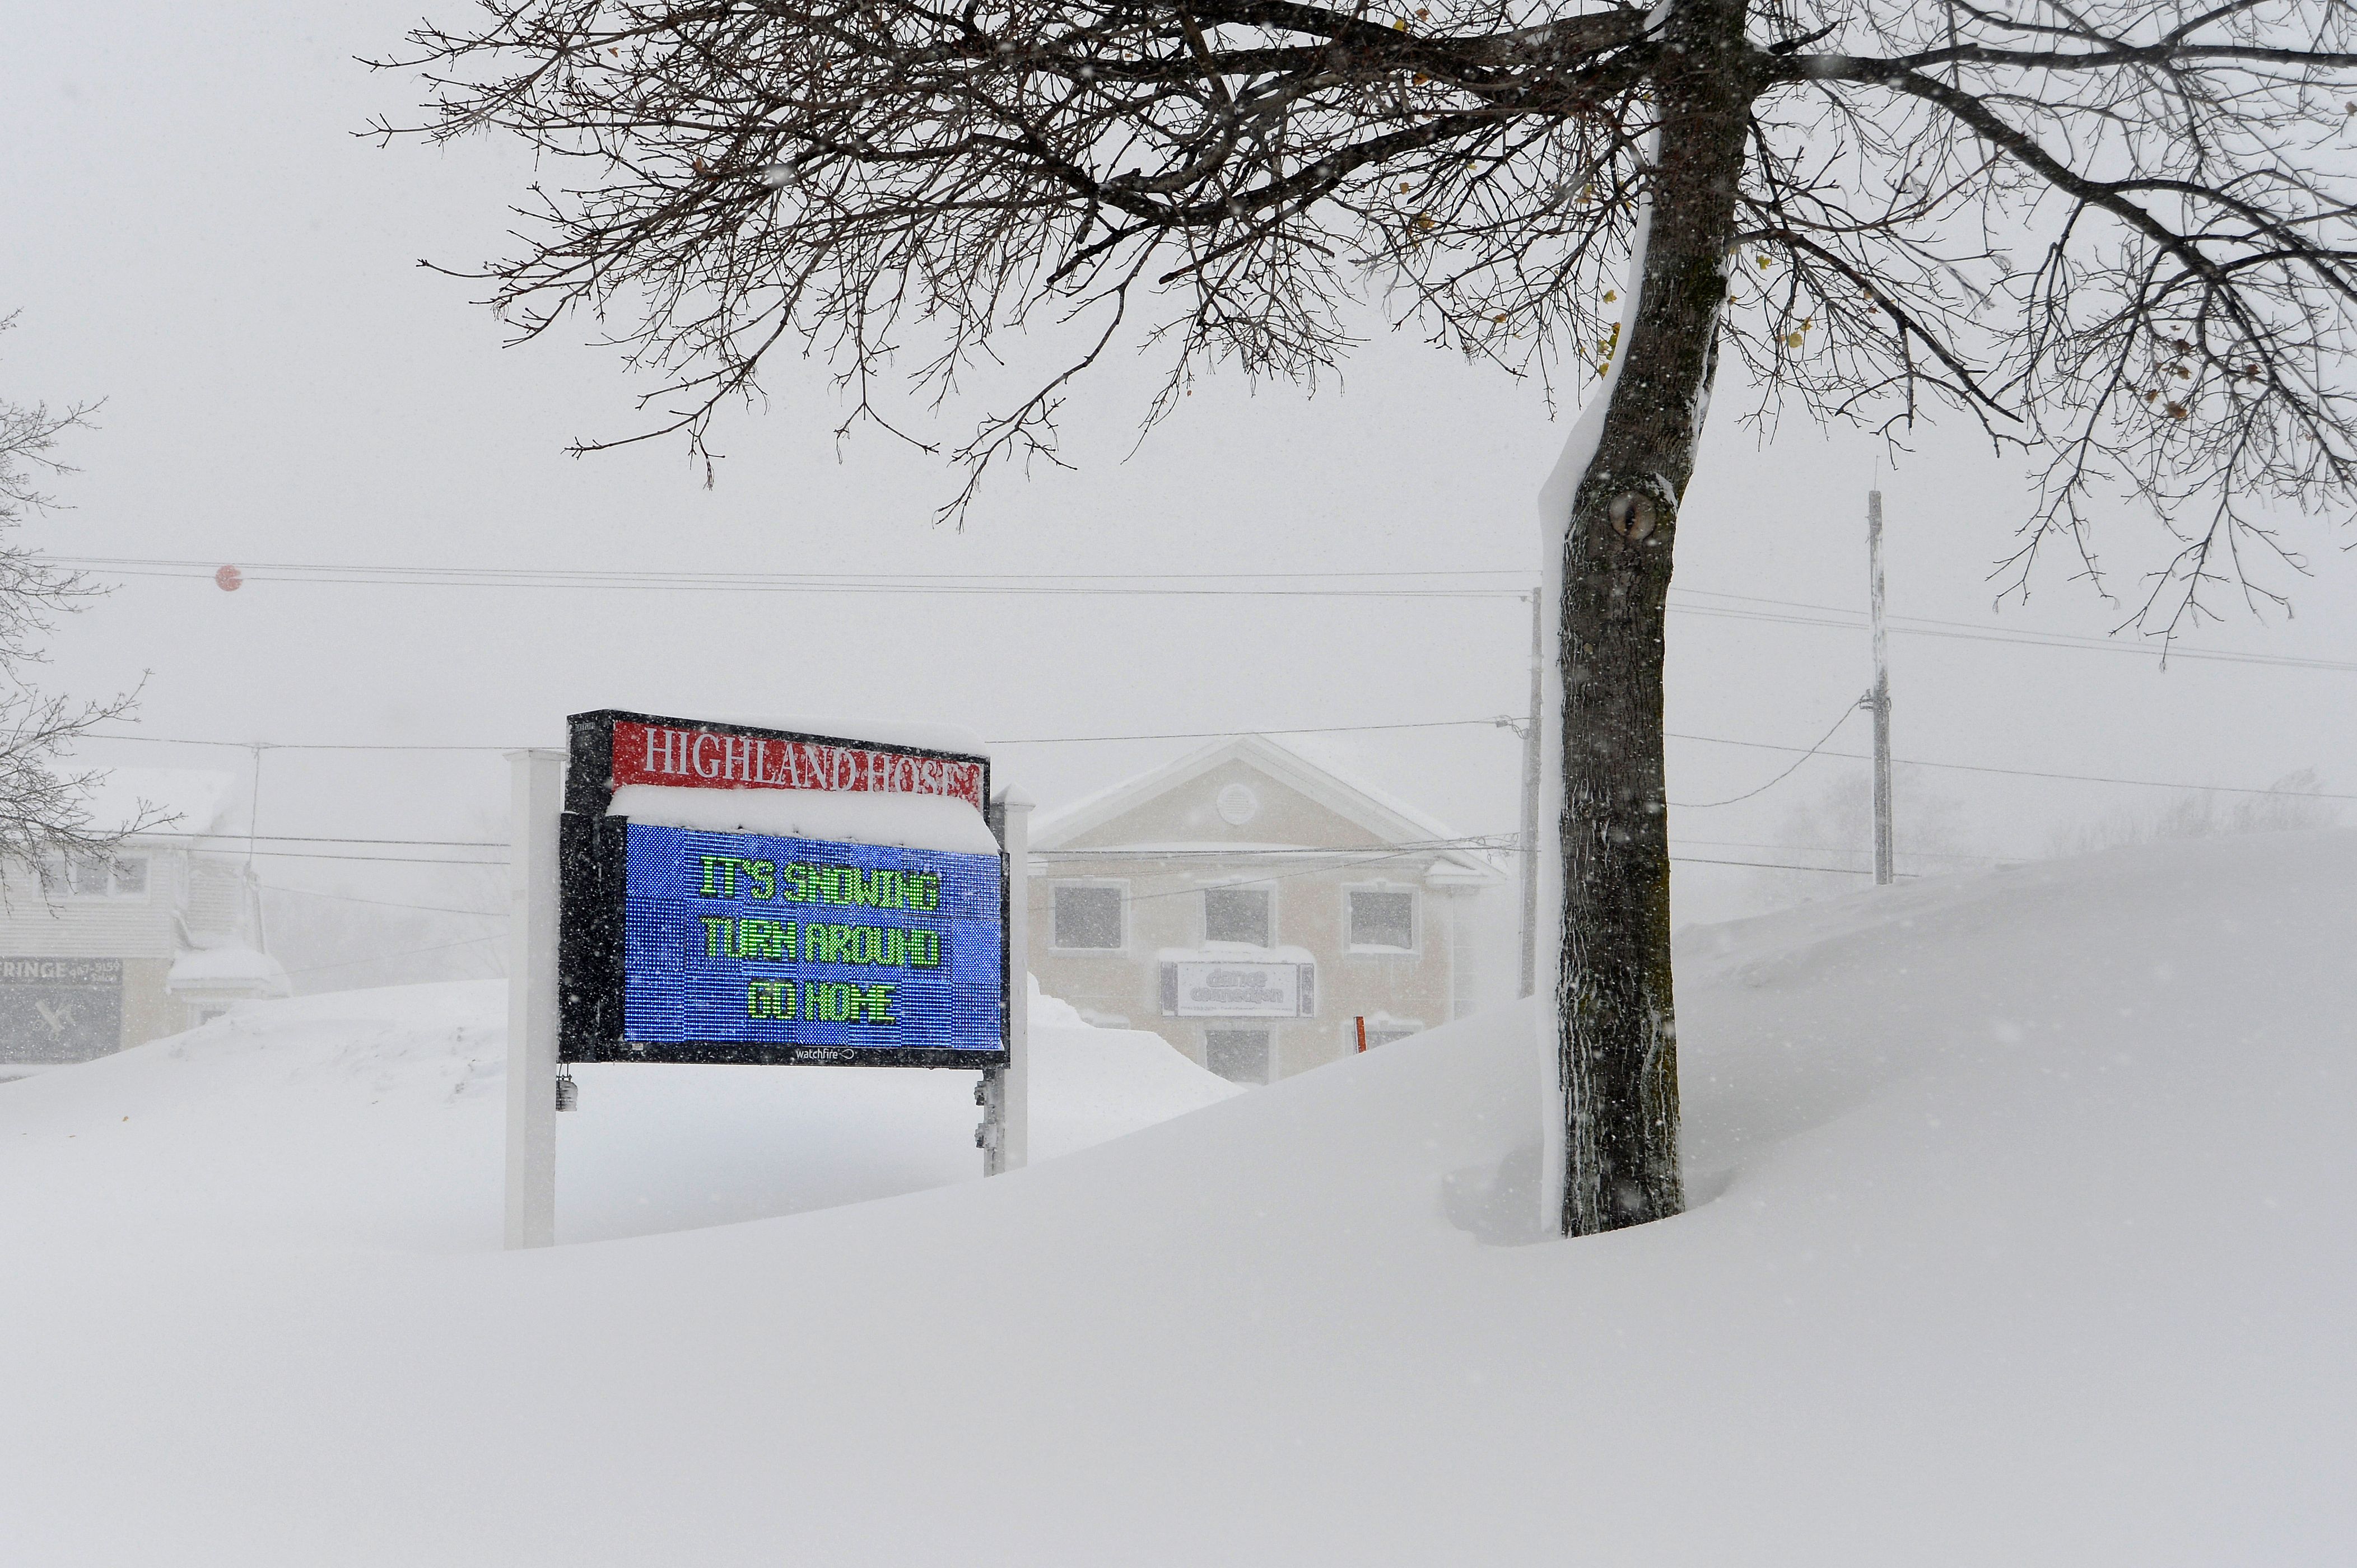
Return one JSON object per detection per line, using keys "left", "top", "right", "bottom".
{"left": 1026, "top": 736, "right": 1508, "bottom": 1084}
{"left": 0, "top": 768, "right": 287, "bottom": 1074}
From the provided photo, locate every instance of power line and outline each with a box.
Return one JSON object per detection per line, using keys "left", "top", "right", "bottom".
{"left": 49, "top": 554, "right": 1532, "bottom": 582}
{"left": 1670, "top": 855, "right": 1914, "bottom": 878}
{"left": 46, "top": 554, "right": 1528, "bottom": 600}
{"left": 1671, "top": 836, "right": 2012, "bottom": 862}
{"left": 283, "top": 933, "right": 503, "bottom": 978}
{"left": 1083, "top": 843, "right": 1913, "bottom": 895}
{"left": 86, "top": 733, "right": 518, "bottom": 752}
{"left": 234, "top": 848, "right": 507, "bottom": 867}
{"left": 81, "top": 714, "right": 2350, "bottom": 803}
{"left": 141, "top": 828, "right": 506, "bottom": 849}
{"left": 1667, "top": 588, "right": 2357, "bottom": 673}
{"left": 78, "top": 717, "right": 1522, "bottom": 752}
{"left": 1668, "top": 701, "right": 1859, "bottom": 809}
{"left": 993, "top": 717, "right": 1521, "bottom": 744}
{"left": 1665, "top": 729, "right": 2357, "bottom": 801}
{"left": 57, "top": 548, "right": 2356, "bottom": 671}
{"left": 261, "top": 884, "right": 507, "bottom": 918}
{"left": 1036, "top": 837, "right": 1510, "bottom": 860}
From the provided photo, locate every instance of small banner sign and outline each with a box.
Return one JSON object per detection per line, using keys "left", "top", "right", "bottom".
{"left": 1160, "top": 959, "right": 1316, "bottom": 1019}
{"left": 0, "top": 957, "right": 125, "bottom": 1065}
{"left": 608, "top": 719, "right": 986, "bottom": 810}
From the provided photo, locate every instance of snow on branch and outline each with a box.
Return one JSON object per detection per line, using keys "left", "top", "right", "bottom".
{"left": 0, "top": 314, "right": 164, "bottom": 894}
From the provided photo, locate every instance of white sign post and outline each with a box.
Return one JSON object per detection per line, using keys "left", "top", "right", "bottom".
{"left": 982, "top": 785, "right": 1033, "bottom": 1175}
{"left": 504, "top": 748, "right": 564, "bottom": 1249}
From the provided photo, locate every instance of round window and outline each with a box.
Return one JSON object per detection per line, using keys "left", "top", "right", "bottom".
{"left": 1215, "top": 783, "right": 1260, "bottom": 827}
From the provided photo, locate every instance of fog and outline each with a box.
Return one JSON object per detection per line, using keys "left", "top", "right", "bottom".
{"left": 6, "top": 8, "right": 2355, "bottom": 1561}
{"left": 7, "top": 0, "right": 2354, "bottom": 988}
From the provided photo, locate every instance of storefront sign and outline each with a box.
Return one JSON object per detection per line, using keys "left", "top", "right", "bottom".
{"left": 559, "top": 712, "right": 1007, "bottom": 1068}
{"left": 607, "top": 719, "right": 986, "bottom": 810}
{"left": 1161, "top": 959, "right": 1316, "bottom": 1019}
{"left": 0, "top": 957, "right": 124, "bottom": 1065}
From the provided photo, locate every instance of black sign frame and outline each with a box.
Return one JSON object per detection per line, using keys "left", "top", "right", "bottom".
{"left": 557, "top": 710, "right": 1008, "bottom": 1070}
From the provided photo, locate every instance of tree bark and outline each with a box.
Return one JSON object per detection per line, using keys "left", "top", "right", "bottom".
{"left": 1552, "top": 0, "right": 1755, "bottom": 1236}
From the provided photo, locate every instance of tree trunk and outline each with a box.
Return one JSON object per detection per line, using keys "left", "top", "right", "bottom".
{"left": 1551, "top": 0, "right": 1754, "bottom": 1236}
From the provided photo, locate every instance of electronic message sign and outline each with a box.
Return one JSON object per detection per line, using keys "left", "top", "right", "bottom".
{"left": 558, "top": 711, "right": 1006, "bottom": 1068}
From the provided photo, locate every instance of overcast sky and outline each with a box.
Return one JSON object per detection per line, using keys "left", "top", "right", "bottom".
{"left": 8, "top": 0, "right": 2356, "bottom": 934}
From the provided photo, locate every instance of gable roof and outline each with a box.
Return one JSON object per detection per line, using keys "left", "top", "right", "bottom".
{"left": 1031, "top": 735, "right": 1504, "bottom": 886}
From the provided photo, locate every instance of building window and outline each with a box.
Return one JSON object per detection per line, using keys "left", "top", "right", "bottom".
{"left": 1203, "top": 885, "right": 1271, "bottom": 946}
{"left": 45, "top": 852, "right": 150, "bottom": 899}
{"left": 1051, "top": 883, "right": 1125, "bottom": 951}
{"left": 1347, "top": 888, "right": 1417, "bottom": 952}
{"left": 1203, "top": 1027, "right": 1271, "bottom": 1085}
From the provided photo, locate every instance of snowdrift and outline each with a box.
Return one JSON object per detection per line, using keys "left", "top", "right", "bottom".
{"left": 0, "top": 978, "right": 1236, "bottom": 1251}
{"left": 3, "top": 832, "right": 2350, "bottom": 1565}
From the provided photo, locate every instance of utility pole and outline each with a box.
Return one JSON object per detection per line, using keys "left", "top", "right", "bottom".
{"left": 1867, "top": 488, "right": 1895, "bottom": 886}
{"left": 1518, "top": 589, "right": 1543, "bottom": 996}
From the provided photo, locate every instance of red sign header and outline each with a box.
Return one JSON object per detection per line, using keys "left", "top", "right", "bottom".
{"left": 611, "top": 721, "right": 985, "bottom": 811}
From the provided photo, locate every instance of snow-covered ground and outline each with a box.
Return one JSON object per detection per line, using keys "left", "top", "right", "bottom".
{"left": 3, "top": 832, "right": 2349, "bottom": 1564}
{"left": 0, "top": 978, "right": 1235, "bottom": 1253}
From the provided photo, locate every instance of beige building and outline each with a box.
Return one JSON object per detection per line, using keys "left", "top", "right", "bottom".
{"left": 0, "top": 769, "right": 287, "bottom": 1076}
{"left": 1027, "top": 736, "right": 1506, "bottom": 1084}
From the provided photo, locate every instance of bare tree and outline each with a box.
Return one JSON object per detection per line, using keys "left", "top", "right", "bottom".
{"left": 0, "top": 315, "right": 160, "bottom": 886}
{"left": 378, "top": 2, "right": 2357, "bottom": 1234}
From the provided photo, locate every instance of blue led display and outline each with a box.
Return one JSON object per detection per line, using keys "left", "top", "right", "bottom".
{"left": 621, "top": 822, "right": 1004, "bottom": 1055}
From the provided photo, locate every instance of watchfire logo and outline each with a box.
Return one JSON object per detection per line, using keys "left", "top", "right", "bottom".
{"left": 611, "top": 722, "right": 985, "bottom": 810}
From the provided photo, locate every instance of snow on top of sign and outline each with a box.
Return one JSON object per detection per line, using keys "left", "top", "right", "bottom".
{"left": 687, "top": 712, "right": 988, "bottom": 758}
{"left": 609, "top": 783, "right": 1001, "bottom": 856}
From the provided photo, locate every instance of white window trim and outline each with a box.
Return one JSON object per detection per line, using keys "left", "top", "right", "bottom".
{"left": 46, "top": 851, "right": 153, "bottom": 902}
{"left": 109, "top": 853, "right": 153, "bottom": 900}
{"left": 1047, "top": 879, "right": 1130, "bottom": 954}
{"left": 1341, "top": 882, "right": 1420, "bottom": 955}
{"left": 1199, "top": 878, "right": 1278, "bottom": 948}
{"left": 1200, "top": 1024, "right": 1274, "bottom": 1086}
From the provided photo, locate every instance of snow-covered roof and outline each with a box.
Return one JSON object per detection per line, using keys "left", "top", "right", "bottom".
{"left": 1031, "top": 734, "right": 1503, "bottom": 886}
{"left": 1271, "top": 732, "right": 1489, "bottom": 849}
{"left": 78, "top": 768, "right": 243, "bottom": 840}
